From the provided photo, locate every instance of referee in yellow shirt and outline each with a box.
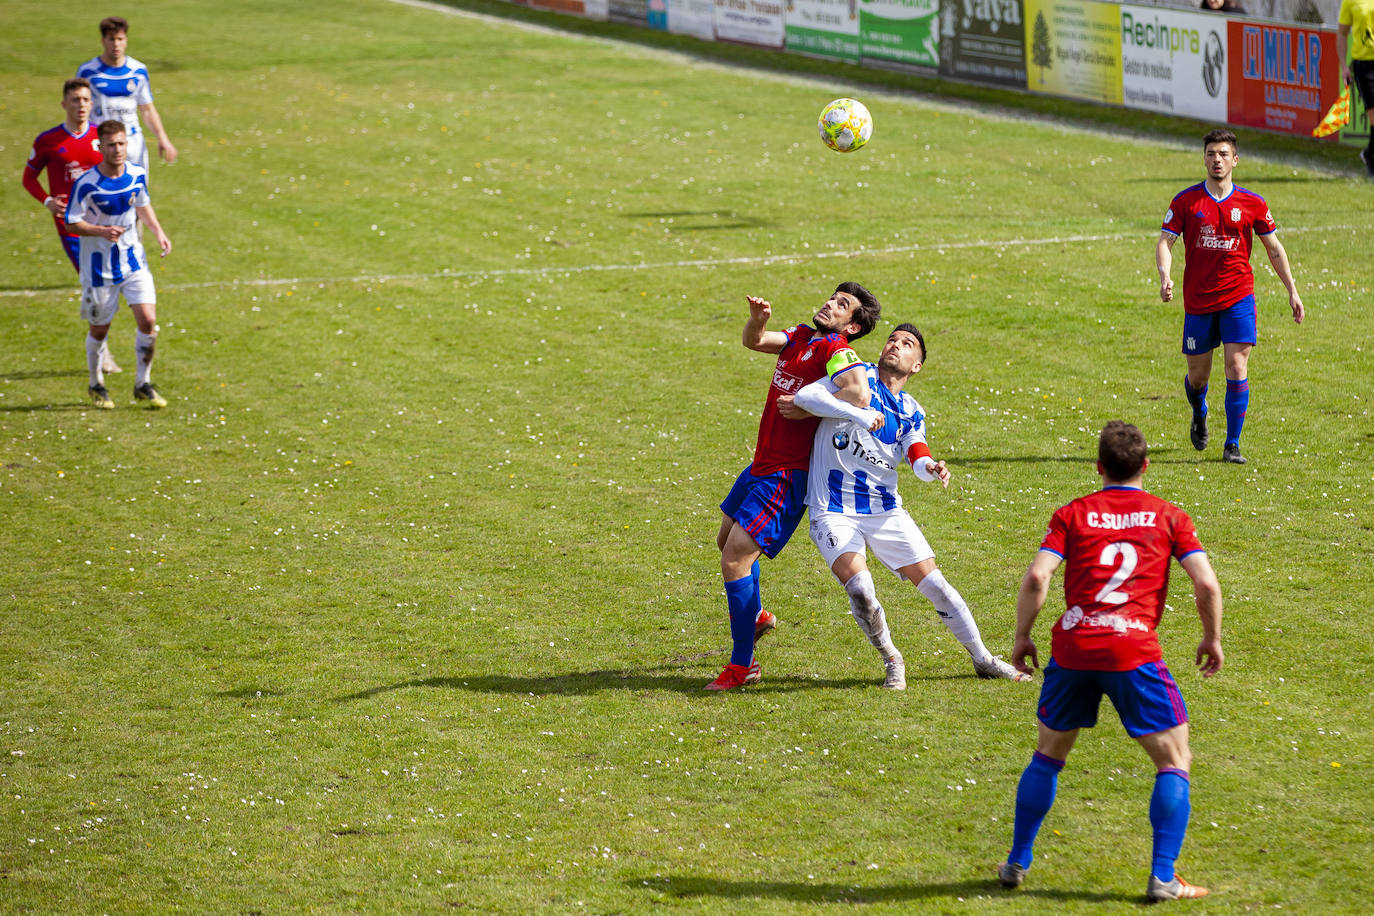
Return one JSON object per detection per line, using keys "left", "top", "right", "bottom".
{"left": 1339, "top": 0, "right": 1374, "bottom": 175}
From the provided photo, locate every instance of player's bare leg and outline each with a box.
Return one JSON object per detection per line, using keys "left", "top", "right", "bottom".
{"left": 832, "top": 552, "right": 903, "bottom": 688}
{"left": 901, "top": 559, "right": 1027, "bottom": 681}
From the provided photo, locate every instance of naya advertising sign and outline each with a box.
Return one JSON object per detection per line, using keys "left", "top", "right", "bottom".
{"left": 1228, "top": 22, "right": 1339, "bottom": 136}
{"left": 939, "top": 0, "right": 1026, "bottom": 88}
{"left": 1023, "top": 0, "right": 1122, "bottom": 104}
{"left": 1120, "top": 6, "right": 1226, "bottom": 121}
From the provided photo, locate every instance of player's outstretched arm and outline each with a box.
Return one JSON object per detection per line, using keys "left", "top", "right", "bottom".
{"left": 1258, "top": 232, "right": 1303, "bottom": 324}
{"left": 1180, "top": 552, "right": 1223, "bottom": 677}
{"left": 1012, "top": 550, "right": 1061, "bottom": 675}
{"left": 742, "top": 296, "right": 788, "bottom": 353}
{"left": 1156, "top": 232, "right": 1177, "bottom": 303}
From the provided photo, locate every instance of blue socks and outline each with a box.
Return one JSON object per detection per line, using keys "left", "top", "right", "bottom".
{"left": 1224, "top": 377, "right": 1249, "bottom": 447}
{"left": 724, "top": 561, "right": 762, "bottom": 668}
{"left": 1150, "top": 768, "right": 1192, "bottom": 883}
{"left": 1183, "top": 376, "right": 1208, "bottom": 418}
{"left": 1008, "top": 751, "right": 1064, "bottom": 869}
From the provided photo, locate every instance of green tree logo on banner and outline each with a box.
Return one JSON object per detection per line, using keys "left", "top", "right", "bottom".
{"left": 1031, "top": 11, "right": 1052, "bottom": 85}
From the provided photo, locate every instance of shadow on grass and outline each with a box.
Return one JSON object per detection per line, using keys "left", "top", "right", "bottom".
{"left": 631, "top": 874, "right": 1136, "bottom": 905}
{"left": 332, "top": 669, "right": 899, "bottom": 702}
{"left": 0, "top": 368, "right": 85, "bottom": 381}
{"left": 622, "top": 209, "right": 774, "bottom": 232}
{"left": 0, "top": 402, "right": 103, "bottom": 413}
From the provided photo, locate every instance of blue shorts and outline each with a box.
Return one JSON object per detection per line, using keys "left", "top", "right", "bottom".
{"left": 1182, "top": 295, "right": 1257, "bottom": 355}
{"left": 1036, "top": 659, "right": 1189, "bottom": 738}
{"left": 720, "top": 466, "right": 808, "bottom": 559}
{"left": 59, "top": 233, "right": 80, "bottom": 272}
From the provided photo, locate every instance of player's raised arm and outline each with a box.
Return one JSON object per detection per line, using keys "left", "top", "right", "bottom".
{"left": 1156, "top": 231, "right": 1177, "bottom": 303}
{"left": 1180, "top": 552, "right": 1224, "bottom": 676}
{"left": 1012, "top": 550, "right": 1061, "bottom": 674}
{"left": 1257, "top": 232, "right": 1303, "bottom": 324}
{"left": 742, "top": 296, "right": 788, "bottom": 353}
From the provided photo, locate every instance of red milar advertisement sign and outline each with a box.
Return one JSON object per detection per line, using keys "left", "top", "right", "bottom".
{"left": 1227, "top": 21, "right": 1339, "bottom": 137}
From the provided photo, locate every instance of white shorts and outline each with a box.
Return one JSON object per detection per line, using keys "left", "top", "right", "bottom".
{"left": 809, "top": 507, "right": 934, "bottom": 580}
{"left": 127, "top": 129, "right": 149, "bottom": 173}
{"left": 81, "top": 269, "right": 156, "bottom": 326}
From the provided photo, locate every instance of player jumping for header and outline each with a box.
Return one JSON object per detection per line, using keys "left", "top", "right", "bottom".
{"left": 706, "top": 284, "right": 881, "bottom": 691}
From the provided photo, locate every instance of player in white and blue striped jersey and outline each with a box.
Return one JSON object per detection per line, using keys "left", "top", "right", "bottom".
{"left": 780, "top": 324, "right": 1029, "bottom": 690}
{"left": 65, "top": 120, "right": 172, "bottom": 409}
{"left": 76, "top": 16, "right": 177, "bottom": 172}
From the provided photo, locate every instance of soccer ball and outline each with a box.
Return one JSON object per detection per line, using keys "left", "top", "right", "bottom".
{"left": 817, "top": 98, "right": 872, "bottom": 153}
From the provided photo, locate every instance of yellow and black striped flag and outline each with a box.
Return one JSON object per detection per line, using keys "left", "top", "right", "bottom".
{"left": 1312, "top": 85, "right": 1351, "bottom": 138}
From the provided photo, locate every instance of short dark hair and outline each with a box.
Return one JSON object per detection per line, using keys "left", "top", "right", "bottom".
{"left": 1098, "top": 421, "right": 1149, "bottom": 481}
{"left": 835, "top": 281, "right": 880, "bottom": 341}
{"left": 97, "top": 119, "right": 127, "bottom": 142}
{"left": 63, "top": 77, "right": 92, "bottom": 98}
{"left": 100, "top": 16, "right": 129, "bottom": 37}
{"left": 891, "top": 322, "right": 926, "bottom": 363}
{"left": 1203, "top": 127, "right": 1237, "bottom": 153}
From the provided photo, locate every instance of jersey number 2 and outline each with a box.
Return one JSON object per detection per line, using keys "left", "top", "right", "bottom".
{"left": 1094, "top": 542, "right": 1138, "bottom": 605}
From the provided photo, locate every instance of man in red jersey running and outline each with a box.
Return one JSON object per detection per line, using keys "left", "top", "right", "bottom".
{"left": 998, "top": 421, "right": 1223, "bottom": 902}
{"left": 1156, "top": 127, "right": 1303, "bottom": 465}
{"left": 705, "top": 283, "right": 881, "bottom": 691}
{"left": 22, "top": 77, "right": 121, "bottom": 373}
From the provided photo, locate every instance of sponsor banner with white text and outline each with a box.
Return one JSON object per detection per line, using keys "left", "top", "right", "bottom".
{"left": 715, "top": 0, "right": 786, "bottom": 47}
{"left": 786, "top": 0, "right": 861, "bottom": 62}
{"left": 669, "top": 0, "right": 716, "bottom": 37}
{"left": 1120, "top": 6, "right": 1227, "bottom": 121}
{"left": 938, "top": 0, "right": 1026, "bottom": 88}
{"left": 861, "top": 0, "right": 940, "bottom": 69}
{"left": 1228, "top": 21, "right": 1340, "bottom": 136}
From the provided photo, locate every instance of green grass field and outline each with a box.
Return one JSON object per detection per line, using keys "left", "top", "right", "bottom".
{"left": 2, "top": 0, "right": 1372, "bottom": 912}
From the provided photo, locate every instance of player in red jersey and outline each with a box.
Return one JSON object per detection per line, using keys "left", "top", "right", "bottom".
{"left": 1156, "top": 127, "right": 1303, "bottom": 465}
{"left": 705, "top": 283, "right": 881, "bottom": 691}
{"left": 22, "top": 77, "right": 121, "bottom": 374}
{"left": 998, "top": 421, "right": 1223, "bottom": 902}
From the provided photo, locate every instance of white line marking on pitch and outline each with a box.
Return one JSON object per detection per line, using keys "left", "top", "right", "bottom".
{"left": 2, "top": 226, "right": 1352, "bottom": 299}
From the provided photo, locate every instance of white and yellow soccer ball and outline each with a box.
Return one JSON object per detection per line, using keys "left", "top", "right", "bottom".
{"left": 817, "top": 98, "right": 873, "bottom": 153}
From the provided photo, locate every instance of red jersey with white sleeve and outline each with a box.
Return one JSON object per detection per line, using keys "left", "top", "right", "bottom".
{"left": 1161, "top": 182, "right": 1277, "bottom": 315}
{"left": 1039, "top": 486, "right": 1205, "bottom": 672}
{"left": 750, "top": 325, "right": 863, "bottom": 476}
{"left": 23, "top": 123, "right": 103, "bottom": 238}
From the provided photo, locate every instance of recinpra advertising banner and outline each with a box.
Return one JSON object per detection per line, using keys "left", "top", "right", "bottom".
{"left": 1023, "top": 0, "right": 1122, "bottom": 104}
{"left": 786, "top": 0, "right": 861, "bottom": 62}
{"left": 938, "top": 0, "right": 1026, "bottom": 88}
{"left": 669, "top": 0, "right": 715, "bottom": 37}
{"left": 1120, "top": 6, "right": 1227, "bottom": 121}
{"left": 714, "top": 0, "right": 786, "bottom": 47}
{"left": 861, "top": 0, "right": 940, "bottom": 69}
{"left": 1228, "top": 22, "right": 1339, "bottom": 136}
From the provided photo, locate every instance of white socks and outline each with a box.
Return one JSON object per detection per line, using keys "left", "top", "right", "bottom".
{"left": 86, "top": 335, "right": 104, "bottom": 387}
{"left": 916, "top": 569, "right": 991, "bottom": 661}
{"left": 844, "top": 570, "right": 899, "bottom": 658}
{"left": 135, "top": 330, "right": 156, "bottom": 386}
